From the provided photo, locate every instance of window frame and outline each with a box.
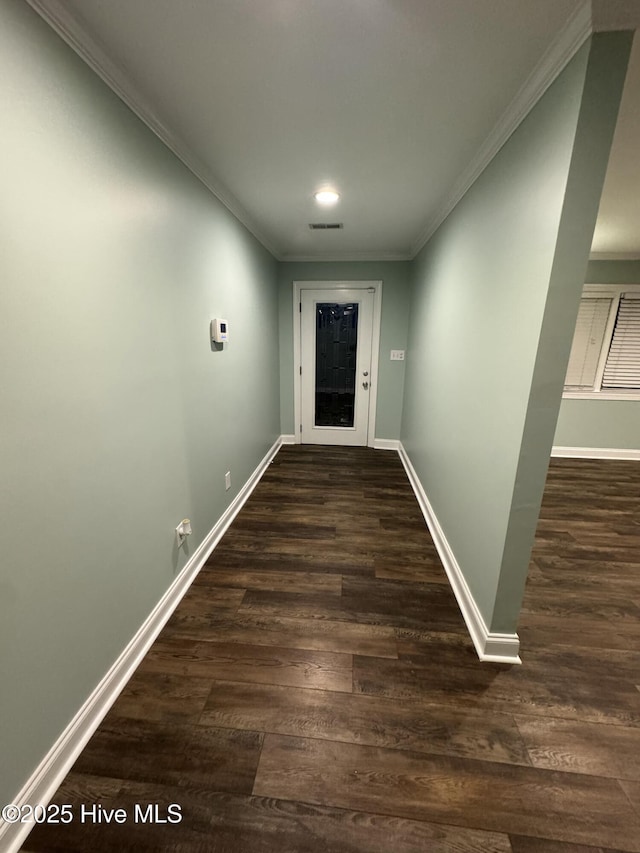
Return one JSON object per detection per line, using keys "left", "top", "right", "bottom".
{"left": 562, "top": 283, "right": 640, "bottom": 401}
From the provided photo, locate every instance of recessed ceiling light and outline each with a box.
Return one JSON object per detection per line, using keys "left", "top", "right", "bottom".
{"left": 314, "top": 190, "right": 340, "bottom": 205}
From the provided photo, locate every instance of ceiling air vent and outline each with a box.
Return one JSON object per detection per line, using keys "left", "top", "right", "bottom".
{"left": 309, "top": 222, "right": 343, "bottom": 230}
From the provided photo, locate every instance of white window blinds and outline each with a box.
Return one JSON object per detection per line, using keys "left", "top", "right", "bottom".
{"left": 564, "top": 298, "right": 612, "bottom": 390}
{"left": 602, "top": 296, "right": 640, "bottom": 390}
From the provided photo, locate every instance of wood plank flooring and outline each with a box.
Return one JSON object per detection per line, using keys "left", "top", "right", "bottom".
{"left": 22, "top": 447, "right": 640, "bottom": 852}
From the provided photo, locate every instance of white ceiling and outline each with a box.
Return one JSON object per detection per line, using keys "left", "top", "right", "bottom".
{"left": 28, "top": 0, "right": 639, "bottom": 261}
{"left": 591, "top": 33, "right": 640, "bottom": 258}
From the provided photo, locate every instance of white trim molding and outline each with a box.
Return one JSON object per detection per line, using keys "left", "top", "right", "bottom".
{"left": 280, "top": 434, "right": 297, "bottom": 445}
{"left": 281, "top": 252, "right": 412, "bottom": 263}
{"left": 398, "top": 443, "right": 521, "bottom": 664}
{"left": 563, "top": 392, "right": 640, "bottom": 401}
{"left": 552, "top": 445, "right": 640, "bottom": 460}
{"left": 0, "top": 436, "right": 284, "bottom": 853}
{"left": 373, "top": 438, "right": 401, "bottom": 451}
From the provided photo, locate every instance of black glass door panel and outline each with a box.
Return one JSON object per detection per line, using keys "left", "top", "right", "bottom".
{"left": 315, "top": 302, "right": 359, "bottom": 427}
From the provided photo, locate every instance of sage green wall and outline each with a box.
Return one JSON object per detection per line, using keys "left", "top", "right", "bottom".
{"left": 0, "top": 0, "right": 279, "bottom": 807}
{"left": 585, "top": 260, "right": 640, "bottom": 284}
{"left": 555, "top": 400, "right": 640, "bottom": 448}
{"left": 555, "top": 260, "right": 640, "bottom": 449}
{"left": 278, "top": 262, "right": 411, "bottom": 440}
{"left": 401, "top": 34, "right": 631, "bottom": 636}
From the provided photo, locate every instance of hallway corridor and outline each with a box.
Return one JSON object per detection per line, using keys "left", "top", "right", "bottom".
{"left": 23, "top": 446, "right": 640, "bottom": 852}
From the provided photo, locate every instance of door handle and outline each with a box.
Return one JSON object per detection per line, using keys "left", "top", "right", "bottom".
{"left": 362, "top": 381, "right": 369, "bottom": 390}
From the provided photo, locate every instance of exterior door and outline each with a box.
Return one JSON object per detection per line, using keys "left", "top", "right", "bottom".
{"left": 301, "top": 288, "right": 374, "bottom": 445}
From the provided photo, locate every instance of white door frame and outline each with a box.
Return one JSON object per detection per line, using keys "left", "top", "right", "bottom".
{"left": 293, "top": 280, "right": 382, "bottom": 447}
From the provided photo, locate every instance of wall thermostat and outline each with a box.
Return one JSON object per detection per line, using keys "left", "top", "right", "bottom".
{"left": 211, "top": 318, "right": 229, "bottom": 343}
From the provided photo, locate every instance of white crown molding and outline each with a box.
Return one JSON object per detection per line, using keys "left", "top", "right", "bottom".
{"left": 589, "top": 252, "right": 640, "bottom": 261}
{"left": 0, "top": 435, "right": 284, "bottom": 853}
{"left": 552, "top": 445, "right": 640, "bottom": 460}
{"left": 24, "top": 0, "right": 283, "bottom": 260}
{"left": 410, "top": 2, "right": 593, "bottom": 258}
{"left": 397, "top": 443, "right": 521, "bottom": 664}
{"left": 281, "top": 252, "right": 413, "bottom": 263}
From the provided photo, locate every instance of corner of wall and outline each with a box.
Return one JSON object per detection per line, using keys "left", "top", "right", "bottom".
{"left": 398, "top": 443, "right": 521, "bottom": 664}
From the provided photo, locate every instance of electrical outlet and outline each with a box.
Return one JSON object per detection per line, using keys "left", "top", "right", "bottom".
{"left": 225, "top": 471, "right": 231, "bottom": 491}
{"left": 175, "top": 518, "right": 192, "bottom": 546}
{"left": 390, "top": 349, "right": 405, "bottom": 361}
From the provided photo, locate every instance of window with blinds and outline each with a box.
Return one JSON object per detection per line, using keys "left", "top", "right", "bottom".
{"left": 564, "top": 298, "right": 612, "bottom": 390}
{"left": 563, "top": 288, "right": 640, "bottom": 396}
{"left": 602, "top": 296, "right": 640, "bottom": 390}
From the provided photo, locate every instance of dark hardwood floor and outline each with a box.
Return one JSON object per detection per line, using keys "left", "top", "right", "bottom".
{"left": 22, "top": 447, "right": 640, "bottom": 852}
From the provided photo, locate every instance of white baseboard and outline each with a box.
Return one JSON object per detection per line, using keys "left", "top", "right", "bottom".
{"left": 0, "top": 436, "right": 284, "bottom": 853}
{"left": 373, "top": 438, "right": 400, "bottom": 451}
{"left": 280, "top": 434, "right": 297, "bottom": 445}
{"left": 397, "top": 443, "right": 521, "bottom": 665}
{"left": 551, "top": 445, "right": 640, "bottom": 460}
